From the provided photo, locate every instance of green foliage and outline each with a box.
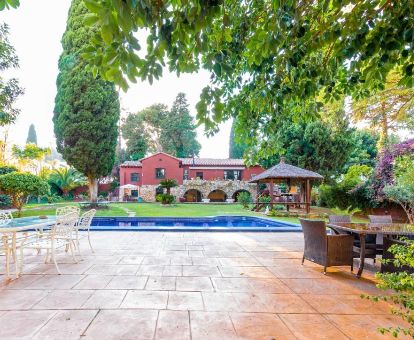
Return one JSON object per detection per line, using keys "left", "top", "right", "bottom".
{"left": 122, "top": 94, "right": 200, "bottom": 160}
{"left": 0, "top": 194, "right": 11, "bottom": 207}
{"left": 74, "top": 0, "right": 413, "bottom": 160}
{"left": 260, "top": 120, "right": 354, "bottom": 180}
{"left": 345, "top": 130, "right": 379, "bottom": 170}
{"left": 330, "top": 206, "right": 362, "bottom": 216}
{"left": 122, "top": 104, "right": 167, "bottom": 159}
{"left": 318, "top": 165, "right": 374, "bottom": 210}
{"left": 156, "top": 193, "right": 175, "bottom": 205}
{"left": 0, "top": 165, "right": 17, "bottom": 175}
{"left": 12, "top": 143, "right": 50, "bottom": 161}
{"left": 352, "top": 72, "right": 414, "bottom": 150}
{"left": 26, "top": 124, "right": 37, "bottom": 145}
{"left": 364, "top": 238, "right": 414, "bottom": 338}
{"left": 383, "top": 156, "right": 414, "bottom": 223}
{"left": 229, "top": 118, "right": 247, "bottom": 159}
{"left": 236, "top": 191, "right": 251, "bottom": 208}
{"left": 0, "top": 172, "right": 49, "bottom": 214}
{"left": 0, "top": 0, "right": 19, "bottom": 10}
{"left": 258, "top": 195, "right": 271, "bottom": 208}
{"left": 160, "top": 93, "right": 201, "bottom": 158}
{"left": 0, "top": 23, "right": 23, "bottom": 126}
{"left": 159, "top": 178, "right": 178, "bottom": 195}
{"left": 53, "top": 0, "right": 120, "bottom": 202}
{"left": 48, "top": 167, "right": 87, "bottom": 197}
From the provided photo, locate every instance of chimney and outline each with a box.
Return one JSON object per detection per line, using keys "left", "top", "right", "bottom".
{"left": 280, "top": 157, "right": 286, "bottom": 164}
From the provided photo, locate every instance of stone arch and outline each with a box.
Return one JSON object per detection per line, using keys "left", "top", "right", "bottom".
{"left": 184, "top": 189, "right": 203, "bottom": 202}
{"left": 208, "top": 189, "right": 228, "bottom": 202}
{"left": 232, "top": 189, "right": 251, "bottom": 202}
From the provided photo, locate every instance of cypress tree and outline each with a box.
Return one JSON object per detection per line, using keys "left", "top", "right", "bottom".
{"left": 53, "top": 0, "right": 120, "bottom": 202}
{"left": 26, "top": 124, "right": 37, "bottom": 145}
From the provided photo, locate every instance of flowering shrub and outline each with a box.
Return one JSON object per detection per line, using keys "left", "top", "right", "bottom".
{"left": 373, "top": 139, "right": 414, "bottom": 201}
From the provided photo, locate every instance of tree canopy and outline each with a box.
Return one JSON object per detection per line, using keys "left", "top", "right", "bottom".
{"left": 76, "top": 0, "right": 414, "bottom": 159}
{"left": 0, "top": 172, "right": 49, "bottom": 214}
{"left": 122, "top": 93, "right": 200, "bottom": 159}
{"left": 26, "top": 124, "right": 37, "bottom": 144}
{"left": 53, "top": 0, "right": 120, "bottom": 202}
{"left": 0, "top": 23, "right": 23, "bottom": 126}
{"left": 259, "top": 120, "right": 354, "bottom": 180}
{"left": 229, "top": 118, "right": 247, "bottom": 159}
{"left": 351, "top": 71, "right": 414, "bottom": 150}
{"left": 160, "top": 93, "right": 201, "bottom": 158}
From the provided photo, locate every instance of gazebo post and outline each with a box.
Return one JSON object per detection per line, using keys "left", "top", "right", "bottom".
{"left": 306, "top": 179, "right": 311, "bottom": 214}
{"left": 270, "top": 179, "right": 274, "bottom": 210}
{"left": 256, "top": 182, "right": 260, "bottom": 210}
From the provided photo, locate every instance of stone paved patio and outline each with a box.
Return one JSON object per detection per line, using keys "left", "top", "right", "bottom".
{"left": 0, "top": 231, "right": 409, "bottom": 339}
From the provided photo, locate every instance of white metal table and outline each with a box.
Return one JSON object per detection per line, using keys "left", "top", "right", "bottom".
{"left": 1, "top": 218, "right": 55, "bottom": 278}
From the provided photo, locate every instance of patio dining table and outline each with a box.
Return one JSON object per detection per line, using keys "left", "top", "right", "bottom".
{"left": 1, "top": 217, "right": 56, "bottom": 278}
{"left": 327, "top": 222, "right": 414, "bottom": 278}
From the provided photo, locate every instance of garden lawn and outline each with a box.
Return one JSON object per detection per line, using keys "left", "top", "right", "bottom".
{"left": 17, "top": 203, "right": 301, "bottom": 224}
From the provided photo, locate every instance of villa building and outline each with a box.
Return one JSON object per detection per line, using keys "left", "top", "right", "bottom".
{"left": 119, "top": 152, "right": 264, "bottom": 202}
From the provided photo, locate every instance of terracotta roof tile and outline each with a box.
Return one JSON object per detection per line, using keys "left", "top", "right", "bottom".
{"left": 249, "top": 160, "right": 323, "bottom": 182}
{"left": 179, "top": 158, "right": 245, "bottom": 166}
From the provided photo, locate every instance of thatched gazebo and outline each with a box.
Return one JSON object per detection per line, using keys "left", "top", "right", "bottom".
{"left": 249, "top": 158, "right": 323, "bottom": 213}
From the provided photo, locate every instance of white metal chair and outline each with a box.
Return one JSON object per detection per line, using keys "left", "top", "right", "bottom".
{"left": 0, "top": 212, "right": 31, "bottom": 278}
{"left": 56, "top": 205, "right": 80, "bottom": 218}
{"left": 23, "top": 211, "right": 79, "bottom": 274}
{"left": 74, "top": 209, "right": 96, "bottom": 254}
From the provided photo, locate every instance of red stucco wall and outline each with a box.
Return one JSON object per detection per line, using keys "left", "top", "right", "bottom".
{"left": 141, "top": 153, "right": 183, "bottom": 185}
{"left": 119, "top": 153, "right": 265, "bottom": 186}
{"left": 120, "top": 167, "right": 142, "bottom": 186}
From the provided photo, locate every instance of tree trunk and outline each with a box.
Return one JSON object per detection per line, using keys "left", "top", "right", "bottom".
{"left": 88, "top": 177, "right": 98, "bottom": 203}
{"left": 379, "top": 104, "right": 389, "bottom": 151}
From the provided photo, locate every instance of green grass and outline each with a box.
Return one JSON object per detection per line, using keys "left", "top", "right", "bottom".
{"left": 17, "top": 202, "right": 300, "bottom": 224}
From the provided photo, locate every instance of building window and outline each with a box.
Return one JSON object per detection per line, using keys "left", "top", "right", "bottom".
{"left": 155, "top": 187, "right": 164, "bottom": 195}
{"left": 130, "top": 173, "right": 140, "bottom": 182}
{"left": 155, "top": 168, "right": 165, "bottom": 179}
{"left": 183, "top": 169, "right": 189, "bottom": 180}
{"left": 196, "top": 172, "right": 204, "bottom": 180}
{"left": 224, "top": 170, "right": 242, "bottom": 180}
{"left": 131, "top": 190, "right": 139, "bottom": 197}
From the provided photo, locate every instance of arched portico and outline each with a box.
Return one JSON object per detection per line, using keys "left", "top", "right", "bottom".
{"left": 208, "top": 189, "right": 227, "bottom": 202}
{"left": 184, "top": 189, "right": 202, "bottom": 202}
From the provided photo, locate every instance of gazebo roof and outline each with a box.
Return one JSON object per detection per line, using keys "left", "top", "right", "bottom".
{"left": 249, "top": 158, "right": 323, "bottom": 182}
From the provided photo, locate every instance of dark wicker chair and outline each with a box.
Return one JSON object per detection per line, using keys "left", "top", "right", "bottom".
{"left": 328, "top": 215, "right": 380, "bottom": 261}
{"left": 328, "top": 215, "right": 351, "bottom": 235}
{"left": 300, "top": 219, "right": 354, "bottom": 274}
{"left": 369, "top": 215, "right": 393, "bottom": 223}
{"left": 328, "top": 215, "right": 352, "bottom": 224}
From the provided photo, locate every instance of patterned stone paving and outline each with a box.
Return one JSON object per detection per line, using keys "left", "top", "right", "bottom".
{"left": 0, "top": 232, "right": 410, "bottom": 339}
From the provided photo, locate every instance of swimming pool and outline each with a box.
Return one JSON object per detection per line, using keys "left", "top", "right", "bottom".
{"left": 90, "top": 216, "right": 301, "bottom": 232}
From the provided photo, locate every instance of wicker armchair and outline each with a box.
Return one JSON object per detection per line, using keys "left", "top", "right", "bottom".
{"left": 368, "top": 215, "right": 392, "bottom": 223}
{"left": 328, "top": 215, "right": 351, "bottom": 224}
{"left": 300, "top": 219, "right": 354, "bottom": 274}
{"left": 328, "top": 214, "right": 379, "bottom": 261}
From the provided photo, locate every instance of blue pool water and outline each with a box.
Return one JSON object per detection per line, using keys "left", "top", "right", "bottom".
{"left": 90, "top": 216, "right": 301, "bottom": 232}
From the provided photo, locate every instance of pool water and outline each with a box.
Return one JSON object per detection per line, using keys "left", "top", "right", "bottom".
{"left": 90, "top": 216, "right": 300, "bottom": 232}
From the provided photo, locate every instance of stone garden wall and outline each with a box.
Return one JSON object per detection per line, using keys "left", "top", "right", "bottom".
{"left": 138, "top": 180, "right": 257, "bottom": 202}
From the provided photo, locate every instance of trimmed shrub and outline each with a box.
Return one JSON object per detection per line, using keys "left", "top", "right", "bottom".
{"left": 0, "top": 194, "right": 12, "bottom": 207}
{"left": 237, "top": 192, "right": 252, "bottom": 208}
